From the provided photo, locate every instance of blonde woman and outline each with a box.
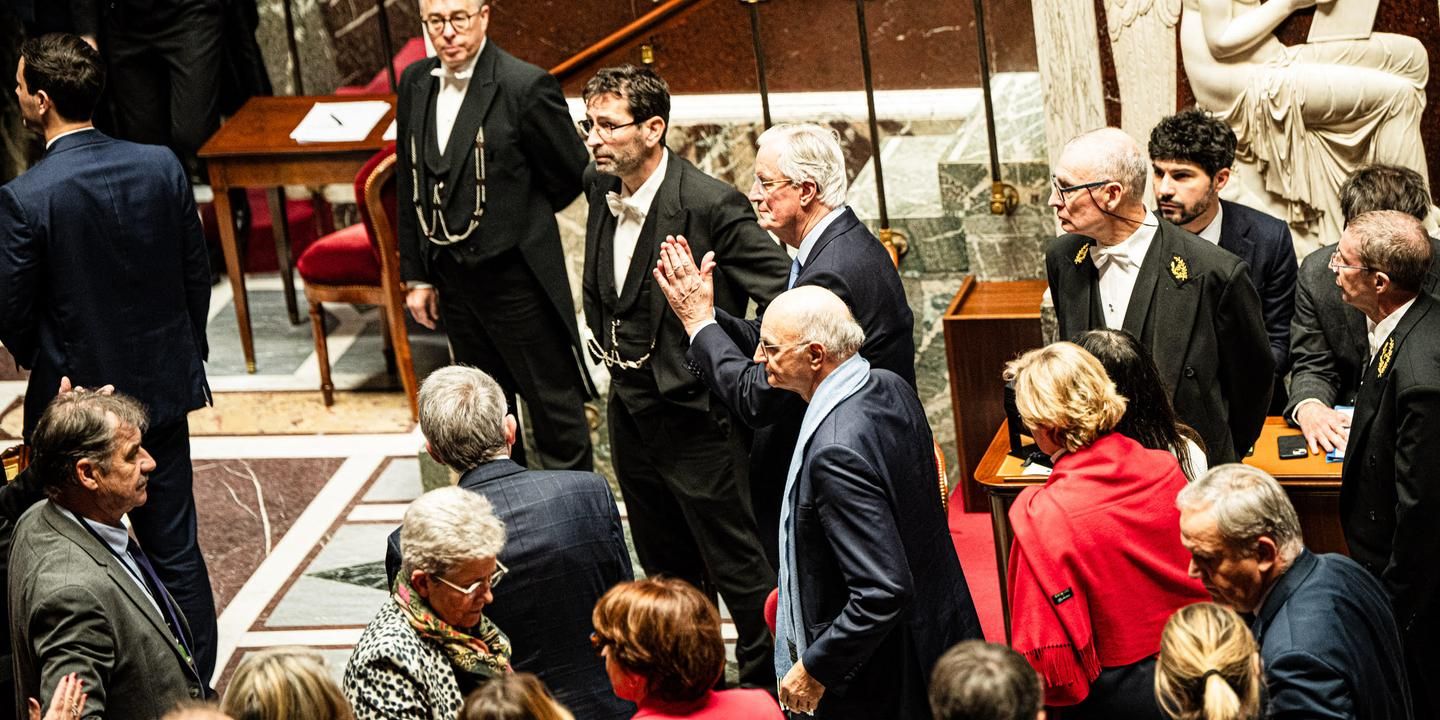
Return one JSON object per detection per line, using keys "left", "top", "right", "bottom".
{"left": 222, "top": 647, "right": 352, "bottom": 720}
{"left": 459, "top": 673, "right": 573, "bottom": 720}
{"left": 1155, "top": 603, "right": 1262, "bottom": 720}
{"left": 1003, "top": 342, "right": 1209, "bottom": 718}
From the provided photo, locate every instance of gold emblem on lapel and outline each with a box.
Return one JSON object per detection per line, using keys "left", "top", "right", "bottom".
{"left": 1169, "top": 255, "right": 1189, "bottom": 284}
{"left": 1074, "top": 243, "right": 1090, "bottom": 266}
{"left": 1377, "top": 336, "right": 1395, "bottom": 378}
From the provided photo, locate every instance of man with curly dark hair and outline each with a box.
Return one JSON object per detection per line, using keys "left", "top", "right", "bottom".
{"left": 1149, "top": 109, "right": 1297, "bottom": 413}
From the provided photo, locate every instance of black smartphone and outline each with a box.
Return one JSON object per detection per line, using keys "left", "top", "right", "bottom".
{"left": 1276, "top": 435, "right": 1308, "bottom": 460}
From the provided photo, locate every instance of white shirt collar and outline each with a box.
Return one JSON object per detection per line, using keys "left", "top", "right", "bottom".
{"left": 45, "top": 126, "right": 96, "bottom": 150}
{"left": 1095, "top": 218, "right": 1158, "bottom": 264}
{"left": 58, "top": 505, "right": 129, "bottom": 555}
{"left": 430, "top": 40, "right": 485, "bottom": 82}
{"left": 796, "top": 206, "right": 847, "bottom": 265}
{"left": 1196, "top": 202, "right": 1225, "bottom": 246}
{"left": 620, "top": 149, "right": 669, "bottom": 213}
{"left": 1368, "top": 296, "right": 1417, "bottom": 359}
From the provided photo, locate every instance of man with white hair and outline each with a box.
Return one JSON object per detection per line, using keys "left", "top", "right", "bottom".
{"left": 655, "top": 122, "right": 914, "bottom": 566}
{"left": 1177, "top": 464, "right": 1410, "bottom": 719}
{"left": 1044, "top": 127, "right": 1272, "bottom": 464}
{"left": 578, "top": 64, "right": 787, "bottom": 689}
{"left": 383, "top": 366, "right": 634, "bottom": 719}
{"left": 757, "top": 286, "right": 980, "bottom": 719}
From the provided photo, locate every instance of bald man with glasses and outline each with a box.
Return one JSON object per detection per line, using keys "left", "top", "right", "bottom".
{"left": 396, "top": 0, "right": 595, "bottom": 472}
{"left": 1043, "top": 127, "right": 1272, "bottom": 465}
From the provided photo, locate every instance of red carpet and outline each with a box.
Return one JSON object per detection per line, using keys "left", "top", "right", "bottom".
{"left": 949, "top": 493, "right": 1006, "bottom": 642}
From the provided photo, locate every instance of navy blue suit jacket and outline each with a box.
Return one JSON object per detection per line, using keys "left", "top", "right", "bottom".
{"left": 1217, "top": 200, "right": 1297, "bottom": 374}
{"left": 0, "top": 130, "right": 210, "bottom": 435}
{"left": 1252, "top": 550, "right": 1411, "bottom": 719}
{"left": 790, "top": 369, "right": 980, "bottom": 719}
{"left": 385, "top": 460, "right": 635, "bottom": 720}
{"left": 687, "top": 207, "right": 914, "bottom": 564}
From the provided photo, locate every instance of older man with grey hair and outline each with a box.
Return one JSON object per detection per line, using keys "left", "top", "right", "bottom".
{"left": 1177, "top": 464, "right": 1410, "bottom": 719}
{"left": 10, "top": 390, "right": 209, "bottom": 719}
{"left": 1043, "top": 127, "right": 1271, "bottom": 465}
{"left": 751, "top": 286, "right": 979, "bottom": 718}
{"left": 1330, "top": 209, "right": 1440, "bottom": 716}
{"left": 654, "top": 122, "right": 915, "bottom": 567}
{"left": 383, "top": 366, "right": 634, "bottom": 720}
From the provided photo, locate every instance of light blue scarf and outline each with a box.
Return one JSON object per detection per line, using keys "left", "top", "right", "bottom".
{"left": 775, "top": 353, "right": 871, "bottom": 681}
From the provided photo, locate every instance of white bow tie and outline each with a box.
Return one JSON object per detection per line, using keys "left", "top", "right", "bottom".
{"left": 606, "top": 191, "right": 645, "bottom": 222}
{"left": 430, "top": 66, "right": 474, "bottom": 82}
{"left": 1091, "top": 245, "right": 1136, "bottom": 271}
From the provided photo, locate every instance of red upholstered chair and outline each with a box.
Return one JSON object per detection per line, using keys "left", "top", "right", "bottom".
{"left": 296, "top": 143, "right": 418, "bottom": 421}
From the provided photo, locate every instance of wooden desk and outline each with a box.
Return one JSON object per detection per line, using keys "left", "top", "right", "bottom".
{"left": 199, "top": 94, "right": 396, "bottom": 372}
{"left": 941, "top": 276, "right": 1048, "bottom": 512}
{"left": 972, "top": 417, "right": 1343, "bottom": 640}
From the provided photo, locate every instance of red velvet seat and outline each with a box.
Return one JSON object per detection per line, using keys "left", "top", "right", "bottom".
{"left": 296, "top": 143, "right": 417, "bottom": 420}
{"left": 296, "top": 223, "right": 379, "bottom": 285}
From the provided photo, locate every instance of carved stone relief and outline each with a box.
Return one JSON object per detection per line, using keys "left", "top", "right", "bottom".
{"left": 1179, "top": 0, "right": 1430, "bottom": 254}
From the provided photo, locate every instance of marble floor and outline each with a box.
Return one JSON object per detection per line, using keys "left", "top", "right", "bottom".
{"left": 0, "top": 273, "right": 738, "bottom": 691}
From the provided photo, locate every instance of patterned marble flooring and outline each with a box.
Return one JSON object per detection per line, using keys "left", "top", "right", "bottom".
{"left": 185, "top": 275, "right": 731, "bottom": 690}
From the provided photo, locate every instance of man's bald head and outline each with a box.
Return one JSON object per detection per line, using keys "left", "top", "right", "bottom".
{"left": 756, "top": 286, "right": 866, "bottom": 401}
{"left": 764, "top": 286, "right": 865, "bottom": 362}
{"left": 1061, "top": 127, "right": 1149, "bottom": 206}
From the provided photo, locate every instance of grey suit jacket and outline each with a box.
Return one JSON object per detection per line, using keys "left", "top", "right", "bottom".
{"left": 9, "top": 501, "right": 203, "bottom": 719}
{"left": 1286, "top": 236, "right": 1440, "bottom": 420}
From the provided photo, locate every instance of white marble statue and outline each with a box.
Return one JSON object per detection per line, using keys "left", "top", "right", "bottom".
{"left": 1108, "top": 0, "right": 1182, "bottom": 153}
{"left": 1180, "top": 0, "right": 1430, "bottom": 252}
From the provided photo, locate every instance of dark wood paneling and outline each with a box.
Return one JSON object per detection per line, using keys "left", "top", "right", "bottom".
{"left": 325, "top": 0, "right": 1039, "bottom": 96}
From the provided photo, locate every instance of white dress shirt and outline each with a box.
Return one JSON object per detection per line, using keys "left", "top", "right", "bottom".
{"left": 430, "top": 41, "right": 484, "bottom": 154}
{"left": 1093, "top": 219, "right": 1159, "bottom": 330}
{"left": 611, "top": 151, "right": 669, "bottom": 289}
{"left": 1195, "top": 202, "right": 1225, "bottom": 247}
{"left": 1367, "top": 296, "right": 1416, "bottom": 362}
{"left": 45, "top": 126, "right": 96, "bottom": 150}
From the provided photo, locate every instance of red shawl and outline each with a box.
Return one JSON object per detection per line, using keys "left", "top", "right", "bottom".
{"left": 1007, "top": 432, "right": 1209, "bottom": 706}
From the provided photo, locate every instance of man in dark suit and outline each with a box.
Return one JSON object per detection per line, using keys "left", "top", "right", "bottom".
{"left": 11, "top": 391, "right": 209, "bottom": 718}
{"left": 1286, "top": 165, "right": 1440, "bottom": 455}
{"left": 397, "top": 0, "right": 594, "bottom": 471}
{"left": 382, "top": 366, "right": 633, "bottom": 720}
{"left": 579, "top": 65, "right": 788, "bottom": 687}
{"left": 1044, "top": 127, "right": 1272, "bottom": 464}
{"left": 1149, "top": 110, "right": 1297, "bottom": 412}
{"left": 653, "top": 122, "right": 914, "bottom": 567}
{"left": 1178, "top": 465, "right": 1411, "bottom": 719}
{"left": 757, "top": 286, "right": 981, "bottom": 718}
{"left": 0, "top": 34, "right": 216, "bottom": 677}
{"left": 1333, "top": 210, "right": 1440, "bottom": 716}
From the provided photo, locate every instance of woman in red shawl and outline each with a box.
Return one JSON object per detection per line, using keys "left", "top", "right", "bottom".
{"left": 1003, "top": 342, "right": 1209, "bottom": 718}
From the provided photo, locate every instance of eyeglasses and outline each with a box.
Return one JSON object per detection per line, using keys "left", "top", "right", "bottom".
{"left": 431, "top": 559, "right": 508, "bottom": 595}
{"left": 758, "top": 340, "right": 807, "bottom": 359}
{"left": 1328, "top": 250, "right": 1375, "bottom": 273}
{"left": 590, "top": 631, "right": 612, "bottom": 657}
{"left": 752, "top": 175, "right": 795, "bottom": 198}
{"left": 577, "top": 118, "right": 641, "bottom": 141}
{"left": 423, "top": 10, "right": 480, "bottom": 35}
{"left": 1051, "top": 177, "right": 1111, "bottom": 201}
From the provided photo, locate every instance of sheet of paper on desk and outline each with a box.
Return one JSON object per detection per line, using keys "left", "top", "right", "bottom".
{"left": 1326, "top": 405, "right": 1356, "bottom": 463}
{"left": 290, "top": 101, "right": 391, "bottom": 143}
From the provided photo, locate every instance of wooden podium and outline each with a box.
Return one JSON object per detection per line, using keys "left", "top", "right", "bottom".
{"left": 941, "top": 276, "right": 1047, "bottom": 512}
